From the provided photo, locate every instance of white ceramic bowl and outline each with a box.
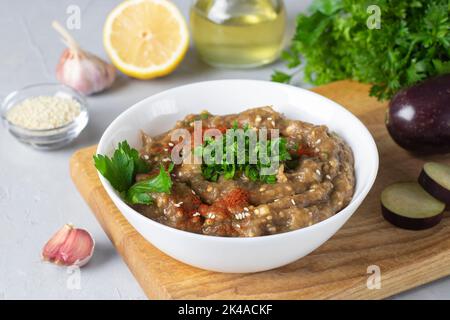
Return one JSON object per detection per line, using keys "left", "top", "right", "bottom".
{"left": 97, "top": 80, "right": 378, "bottom": 273}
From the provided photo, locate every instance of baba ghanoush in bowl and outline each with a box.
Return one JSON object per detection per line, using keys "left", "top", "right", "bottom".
{"left": 96, "top": 80, "right": 378, "bottom": 273}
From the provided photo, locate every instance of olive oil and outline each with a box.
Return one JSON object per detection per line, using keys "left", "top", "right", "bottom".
{"left": 190, "top": 0, "right": 286, "bottom": 68}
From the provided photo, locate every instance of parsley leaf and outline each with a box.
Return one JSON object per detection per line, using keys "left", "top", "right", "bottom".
{"left": 271, "top": 70, "right": 293, "bottom": 83}
{"left": 94, "top": 142, "right": 173, "bottom": 205}
{"left": 274, "top": 0, "right": 450, "bottom": 101}
{"left": 93, "top": 141, "right": 149, "bottom": 192}
{"left": 125, "top": 164, "right": 173, "bottom": 205}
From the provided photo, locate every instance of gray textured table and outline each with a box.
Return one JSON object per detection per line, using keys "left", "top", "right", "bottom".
{"left": 1, "top": 0, "right": 449, "bottom": 300}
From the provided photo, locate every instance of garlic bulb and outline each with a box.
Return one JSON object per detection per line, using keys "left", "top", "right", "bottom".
{"left": 42, "top": 224, "right": 95, "bottom": 267}
{"left": 52, "top": 21, "right": 116, "bottom": 95}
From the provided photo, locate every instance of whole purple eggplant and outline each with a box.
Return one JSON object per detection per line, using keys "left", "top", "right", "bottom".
{"left": 386, "top": 74, "right": 450, "bottom": 154}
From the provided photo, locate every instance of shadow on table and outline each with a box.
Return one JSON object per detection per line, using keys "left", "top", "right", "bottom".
{"left": 85, "top": 241, "right": 117, "bottom": 270}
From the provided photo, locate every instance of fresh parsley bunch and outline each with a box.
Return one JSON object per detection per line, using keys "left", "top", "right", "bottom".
{"left": 198, "top": 123, "right": 291, "bottom": 184}
{"left": 273, "top": 0, "right": 450, "bottom": 100}
{"left": 94, "top": 141, "right": 172, "bottom": 205}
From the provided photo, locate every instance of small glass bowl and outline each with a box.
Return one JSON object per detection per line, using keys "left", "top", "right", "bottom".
{"left": 1, "top": 83, "right": 89, "bottom": 150}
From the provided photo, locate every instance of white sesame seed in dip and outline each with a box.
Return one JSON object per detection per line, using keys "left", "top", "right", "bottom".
{"left": 6, "top": 95, "right": 81, "bottom": 130}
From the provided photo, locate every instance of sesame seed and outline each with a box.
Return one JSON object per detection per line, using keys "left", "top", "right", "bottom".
{"left": 244, "top": 207, "right": 249, "bottom": 211}
{"left": 316, "top": 169, "right": 321, "bottom": 176}
{"left": 6, "top": 95, "right": 81, "bottom": 130}
{"left": 291, "top": 199, "right": 296, "bottom": 205}
{"left": 168, "top": 142, "right": 174, "bottom": 147}
{"left": 259, "top": 187, "right": 266, "bottom": 192}
{"left": 235, "top": 224, "right": 241, "bottom": 228}
{"left": 193, "top": 212, "right": 200, "bottom": 217}
{"left": 326, "top": 174, "right": 331, "bottom": 180}
{"left": 308, "top": 212, "right": 313, "bottom": 217}
{"left": 174, "top": 202, "right": 183, "bottom": 207}
{"left": 267, "top": 117, "right": 272, "bottom": 121}
{"left": 143, "top": 155, "right": 149, "bottom": 160}
{"left": 191, "top": 190, "right": 196, "bottom": 195}
{"left": 255, "top": 115, "right": 262, "bottom": 122}
{"left": 163, "top": 148, "right": 168, "bottom": 152}
{"left": 271, "top": 120, "right": 275, "bottom": 126}
{"left": 162, "top": 157, "right": 171, "bottom": 162}
{"left": 316, "top": 139, "right": 321, "bottom": 144}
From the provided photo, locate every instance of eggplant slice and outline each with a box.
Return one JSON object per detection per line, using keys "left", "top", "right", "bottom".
{"left": 381, "top": 182, "right": 445, "bottom": 230}
{"left": 418, "top": 162, "right": 450, "bottom": 206}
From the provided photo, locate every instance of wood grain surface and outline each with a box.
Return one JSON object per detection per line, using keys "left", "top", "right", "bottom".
{"left": 70, "top": 80, "right": 450, "bottom": 299}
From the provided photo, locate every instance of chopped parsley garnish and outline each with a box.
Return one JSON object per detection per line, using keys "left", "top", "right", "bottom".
{"left": 94, "top": 141, "right": 172, "bottom": 205}
{"left": 198, "top": 123, "right": 291, "bottom": 184}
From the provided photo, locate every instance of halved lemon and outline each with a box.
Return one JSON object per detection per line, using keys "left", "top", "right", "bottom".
{"left": 103, "top": 0, "right": 189, "bottom": 79}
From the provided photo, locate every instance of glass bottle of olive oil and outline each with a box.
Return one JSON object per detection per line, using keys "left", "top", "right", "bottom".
{"left": 190, "top": 0, "right": 286, "bottom": 68}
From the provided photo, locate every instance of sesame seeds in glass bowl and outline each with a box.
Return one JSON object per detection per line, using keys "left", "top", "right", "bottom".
{"left": 1, "top": 83, "right": 88, "bottom": 150}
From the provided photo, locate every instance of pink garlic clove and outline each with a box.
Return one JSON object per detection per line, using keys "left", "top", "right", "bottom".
{"left": 42, "top": 224, "right": 72, "bottom": 262}
{"left": 42, "top": 224, "right": 95, "bottom": 267}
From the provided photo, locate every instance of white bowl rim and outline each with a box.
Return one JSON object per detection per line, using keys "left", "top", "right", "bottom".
{"left": 97, "top": 79, "right": 379, "bottom": 243}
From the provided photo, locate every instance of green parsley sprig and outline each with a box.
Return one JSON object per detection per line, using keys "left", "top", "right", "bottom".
{"left": 273, "top": 0, "right": 450, "bottom": 100}
{"left": 125, "top": 164, "right": 173, "bottom": 205}
{"left": 94, "top": 141, "right": 172, "bottom": 205}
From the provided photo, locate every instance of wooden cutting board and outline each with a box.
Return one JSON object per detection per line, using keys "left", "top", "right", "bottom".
{"left": 70, "top": 80, "right": 450, "bottom": 299}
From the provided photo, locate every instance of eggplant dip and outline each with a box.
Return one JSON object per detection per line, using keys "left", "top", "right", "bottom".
{"left": 95, "top": 106, "right": 355, "bottom": 237}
